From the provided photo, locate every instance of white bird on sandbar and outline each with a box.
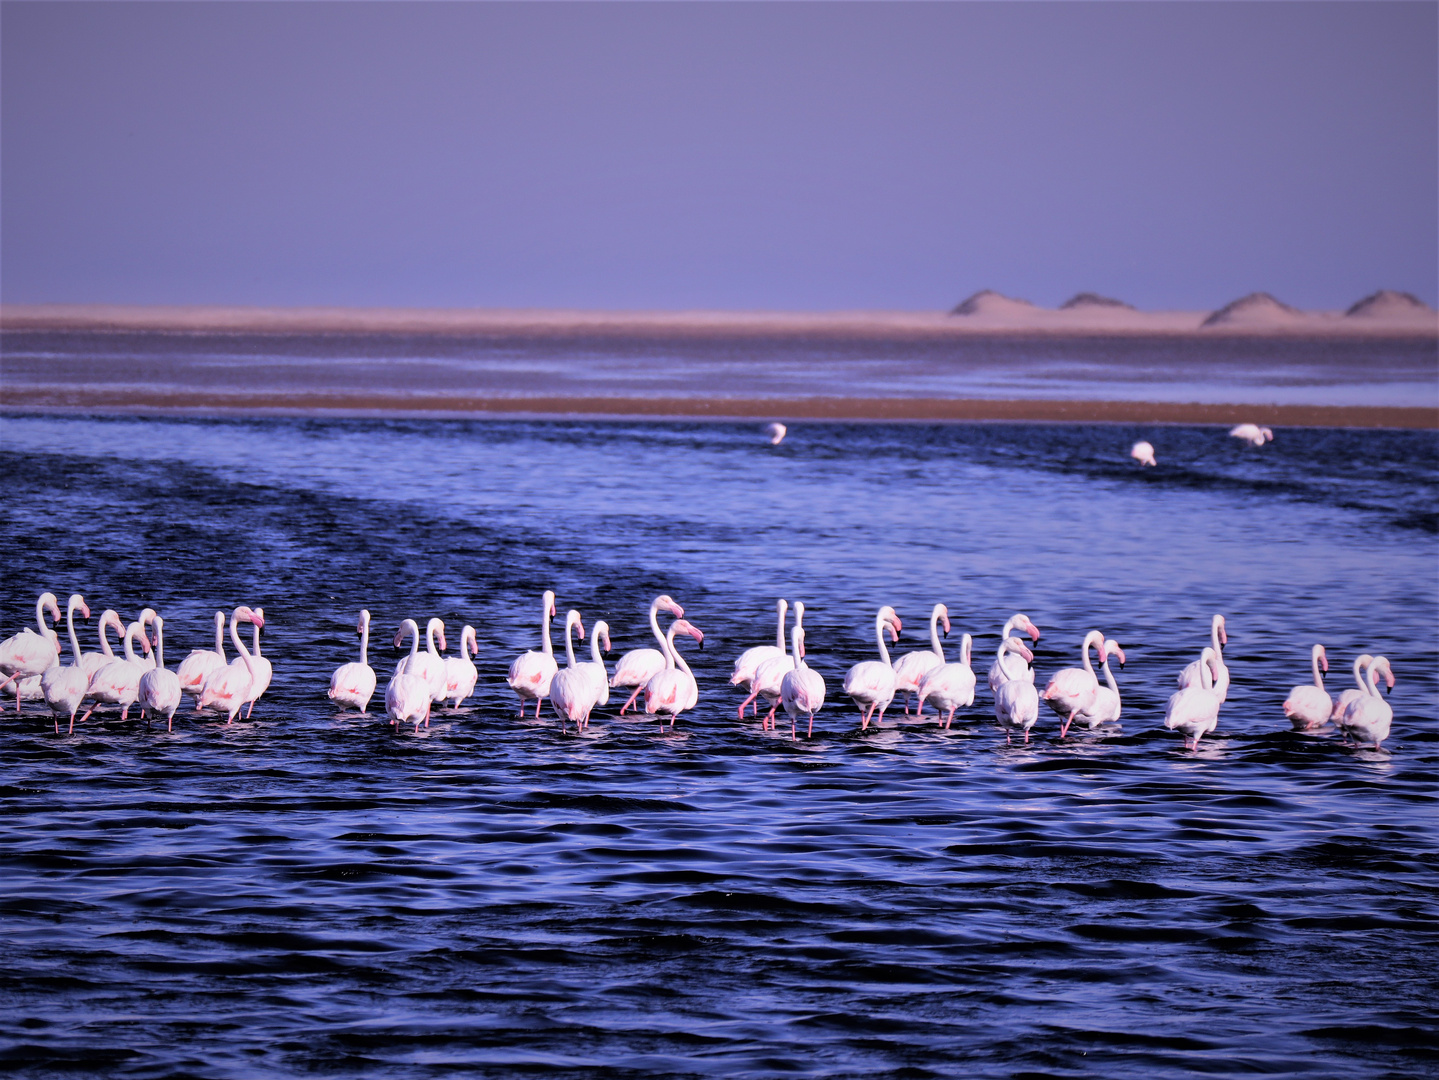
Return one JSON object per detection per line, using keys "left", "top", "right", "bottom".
{"left": 766, "top": 422, "right": 787, "bottom": 445}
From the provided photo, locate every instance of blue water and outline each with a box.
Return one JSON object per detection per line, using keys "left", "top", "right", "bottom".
{"left": 1, "top": 413, "right": 1436, "bottom": 1078}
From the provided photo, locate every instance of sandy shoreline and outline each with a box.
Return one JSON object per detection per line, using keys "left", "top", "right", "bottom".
{"left": 3, "top": 303, "right": 1436, "bottom": 339}
{"left": 1, "top": 389, "right": 1432, "bottom": 429}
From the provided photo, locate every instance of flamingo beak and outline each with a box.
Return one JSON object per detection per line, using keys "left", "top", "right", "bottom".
{"left": 941, "top": 617, "right": 951, "bottom": 637}
{"left": 1115, "top": 648, "right": 1127, "bottom": 667}
{"left": 602, "top": 634, "right": 611, "bottom": 653}
{"left": 81, "top": 604, "right": 91, "bottom": 620}
{"left": 577, "top": 620, "right": 586, "bottom": 640}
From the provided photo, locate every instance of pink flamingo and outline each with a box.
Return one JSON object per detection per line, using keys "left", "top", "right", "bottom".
{"left": 386, "top": 618, "right": 433, "bottom": 732}
{"left": 730, "top": 598, "right": 788, "bottom": 713}
{"left": 611, "top": 594, "right": 684, "bottom": 714}
{"left": 916, "top": 633, "right": 975, "bottom": 728}
{"left": 178, "top": 611, "right": 228, "bottom": 707}
{"left": 442, "top": 624, "right": 479, "bottom": 708}
{"left": 1283, "top": 644, "right": 1332, "bottom": 732}
{"left": 992, "top": 638, "right": 1039, "bottom": 743}
{"left": 197, "top": 608, "right": 262, "bottom": 725}
{"left": 1044, "top": 630, "right": 1105, "bottom": 736}
{"left": 552, "top": 610, "right": 604, "bottom": 732}
{"left": 644, "top": 619, "right": 705, "bottom": 727}
{"left": 741, "top": 601, "right": 802, "bottom": 729}
{"left": 329, "top": 609, "right": 377, "bottom": 713}
{"left": 987, "top": 613, "right": 1042, "bottom": 695}
{"left": 138, "top": 615, "right": 183, "bottom": 731}
{"left": 1067, "top": 639, "right": 1125, "bottom": 732}
{"left": 843, "top": 606, "right": 902, "bottom": 730}
{"left": 41, "top": 594, "right": 91, "bottom": 734}
{"left": 508, "top": 591, "right": 558, "bottom": 717}
{"left": 1336, "top": 656, "right": 1395, "bottom": 749}
{"left": 781, "top": 622, "right": 826, "bottom": 739}
{"left": 1178, "top": 615, "right": 1228, "bottom": 701}
{"left": 892, "top": 603, "right": 950, "bottom": 714}
{"left": 1165, "top": 647, "right": 1227, "bottom": 750}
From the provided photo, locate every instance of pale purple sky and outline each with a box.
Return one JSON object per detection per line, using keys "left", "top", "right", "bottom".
{"left": 2, "top": 1, "right": 1435, "bottom": 311}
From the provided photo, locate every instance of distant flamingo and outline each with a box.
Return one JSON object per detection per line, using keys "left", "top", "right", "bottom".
{"left": 916, "top": 633, "right": 975, "bottom": 729}
{"left": 329, "top": 609, "right": 378, "bottom": 713}
{"left": 1178, "top": 615, "right": 1228, "bottom": 701}
{"left": 992, "top": 638, "right": 1039, "bottom": 743}
{"left": 730, "top": 598, "right": 788, "bottom": 711}
{"left": 988, "top": 613, "right": 1042, "bottom": 695}
{"left": 386, "top": 619, "right": 433, "bottom": 732}
{"left": 766, "top": 422, "right": 787, "bottom": 445}
{"left": 743, "top": 602, "right": 802, "bottom": 730}
{"left": 178, "top": 611, "right": 228, "bottom": 707}
{"left": 1067, "top": 639, "right": 1125, "bottom": 732}
{"left": 551, "top": 610, "right": 603, "bottom": 732}
{"left": 509, "top": 590, "right": 558, "bottom": 717}
{"left": 1336, "top": 656, "right": 1395, "bottom": 749}
{"left": 138, "top": 615, "right": 183, "bottom": 731}
{"left": 1230, "top": 424, "right": 1273, "bottom": 446}
{"left": 1283, "top": 644, "right": 1332, "bottom": 732}
{"left": 1044, "top": 630, "right": 1105, "bottom": 736}
{"left": 0, "top": 592, "right": 61, "bottom": 706}
{"left": 1165, "top": 647, "right": 1227, "bottom": 750}
{"left": 1333, "top": 654, "right": 1391, "bottom": 721}
{"left": 197, "top": 608, "right": 261, "bottom": 725}
{"left": 611, "top": 594, "right": 684, "bottom": 714}
{"left": 843, "top": 605, "right": 902, "bottom": 730}
{"left": 442, "top": 625, "right": 479, "bottom": 708}
{"left": 892, "top": 603, "right": 949, "bottom": 714}
{"left": 644, "top": 619, "right": 704, "bottom": 727}
{"left": 780, "top": 622, "right": 826, "bottom": 739}
{"left": 41, "top": 594, "right": 91, "bottom": 734}
{"left": 1131, "top": 441, "right": 1157, "bottom": 466}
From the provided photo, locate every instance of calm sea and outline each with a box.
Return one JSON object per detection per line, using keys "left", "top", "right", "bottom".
{"left": 0, "top": 410, "right": 1435, "bottom": 1078}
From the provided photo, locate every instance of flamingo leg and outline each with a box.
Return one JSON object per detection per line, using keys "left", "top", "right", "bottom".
{"left": 808, "top": 714, "right": 815, "bottom": 738}
{"left": 622, "top": 685, "right": 644, "bottom": 714}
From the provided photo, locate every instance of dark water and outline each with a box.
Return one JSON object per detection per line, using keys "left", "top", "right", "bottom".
{"left": 1, "top": 413, "right": 1436, "bottom": 1078}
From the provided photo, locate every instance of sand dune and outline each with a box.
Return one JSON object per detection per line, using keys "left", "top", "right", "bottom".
{"left": 1200, "top": 292, "right": 1306, "bottom": 328}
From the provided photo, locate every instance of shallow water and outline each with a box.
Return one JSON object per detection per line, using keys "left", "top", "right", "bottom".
{"left": 1, "top": 413, "right": 1436, "bottom": 1078}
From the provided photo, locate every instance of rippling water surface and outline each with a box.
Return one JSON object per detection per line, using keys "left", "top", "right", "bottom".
{"left": 1, "top": 413, "right": 1436, "bottom": 1078}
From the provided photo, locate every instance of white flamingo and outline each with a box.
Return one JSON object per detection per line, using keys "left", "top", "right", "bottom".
{"left": 781, "top": 622, "right": 826, "bottom": 739}
{"left": 442, "top": 624, "right": 479, "bottom": 708}
{"left": 644, "top": 619, "right": 705, "bottom": 727}
{"left": 134, "top": 607, "right": 159, "bottom": 669}
{"left": 1067, "top": 639, "right": 1125, "bottom": 733}
{"left": 329, "top": 609, "right": 378, "bottom": 713}
{"left": 843, "top": 605, "right": 902, "bottom": 730}
{"left": 551, "top": 610, "right": 603, "bottom": 732}
{"left": 1178, "top": 614, "right": 1228, "bottom": 701}
{"left": 1131, "top": 441, "right": 1157, "bottom": 466}
{"left": 1336, "top": 656, "right": 1395, "bottom": 750}
{"left": 611, "top": 594, "right": 685, "bottom": 714}
{"left": 730, "top": 598, "right": 788, "bottom": 712}
{"left": 396, "top": 616, "right": 447, "bottom": 705}
{"left": 386, "top": 618, "right": 433, "bottom": 732}
{"left": 916, "top": 633, "right": 975, "bottom": 728}
{"left": 0, "top": 592, "right": 61, "bottom": 705}
{"left": 178, "top": 611, "right": 227, "bottom": 707}
{"left": 81, "top": 619, "right": 153, "bottom": 724}
{"left": 1165, "top": 646, "right": 1228, "bottom": 750}
{"left": 766, "top": 422, "right": 787, "bottom": 445}
{"left": 41, "top": 594, "right": 91, "bottom": 734}
{"left": 1333, "top": 654, "right": 1390, "bottom": 721}
{"left": 892, "top": 603, "right": 950, "bottom": 714}
{"left": 197, "top": 608, "right": 261, "bottom": 725}
{"left": 81, "top": 609, "right": 126, "bottom": 680}
{"left": 509, "top": 590, "right": 558, "bottom": 717}
{"left": 577, "top": 620, "right": 612, "bottom": 710}
{"left": 743, "top": 602, "right": 803, "bottom": 730}
{"left": 138, "top": 615, "right": 182, "bottom": 732}
{"left": 1230, "top": 423, "right": 1273, "bottom": 446}
{"left": 1283, "top": 644, "right": 1332, "bottom": 732}
{"left": 988, "top": 613, "right": 1042, "bottom": 695}
{"left": 992, "top": 638, "right": 1039, "bottom": 743}
{"left": 236, "top": 606, "right": 274, "bottom": 719}
{"left": 1044, "top": 630, "right": 1106, "bottom": 736}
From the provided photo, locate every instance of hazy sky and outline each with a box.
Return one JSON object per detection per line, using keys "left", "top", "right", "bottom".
{"left": 2, "top": 1, "right": 1435, "bottom": 311}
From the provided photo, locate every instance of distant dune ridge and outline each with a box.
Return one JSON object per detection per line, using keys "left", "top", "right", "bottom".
{"left": 1060, "top": 292, "right": 1135, "bottom": 311}
{"left": 1345, "top": 290, "right": 1434, "bottom": 319}
{"left": 1199, "top": 292, "right": 1304, "bottom": 328}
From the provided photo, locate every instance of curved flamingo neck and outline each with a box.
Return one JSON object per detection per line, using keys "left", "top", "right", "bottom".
{"left": 1311, "top": 646, "right": 1325, "bottom": 690}
{"left": 34, "top": 594, "right": 51, "bottom": 634}
{"left": 213, "top": 612, "right": 226, "bottom": 656}
{"left": 564, "top": 613, "right": 580, "bottom": 667}
{"left": 648, "top": 598, "right": 666, "bottom": 649}
{"left": 359, "top": 618, "right": 370, "bottom": 667}
{"left": 231, "top": 612, "right": 257, "bottom": 678}
{"left": 775, "top": 600, "right": 788, "bottom": 652}
{"left": 791, "top": 623, "right": 806, "bottom": 669}
{"left": 1081, "top": 632, "right": 1103, "bottom": 676}
{"left": 122, "top": 623, "right": 143, "bottom": 663}
{"left": 1366, "top": 660, "right": 1384, "bottom": 697}
{"left": 66, "top": 599, "right": 83, "bottom": 665}
{"left": 590, "top": 623, "right": 606, "bottom": 665}
{"left": 662, "top": 624, "right": 679, "bottom": 671}
{"left": 874, "top": 612, "right": 892, "bottom": 667}
{"left": 1100, "top": 653, "right": 1119, "bottom": 694}
{"left": 960, "top": 633, "right": 972, "bottom": 667}
{"left": 541, "top": 597, "right": 555, "bottom": 657}
{"left": 154, "top": 620, "right": 166, "bottom": 671}
{"left": 252, "top": 621, "right": 262, "bottom": 658}
{"left": 1211, "top": 617, "right": 1225, "bottom": 660}
{"left": 1352, "top": 656, "right": 1371, "bottom": 691}
{"left": 99, "top": 612, "right": 118, "bottom": 657}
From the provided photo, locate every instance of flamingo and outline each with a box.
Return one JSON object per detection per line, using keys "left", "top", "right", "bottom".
{"left": 80, "top": 619, "right": 153, "bottom": 724}
{"left": 781, "top": 622, "right": 826, "bottom": 739}
{"left": 1178, "top": 615, "right": 1228, "bottom": 701}
{"left": 386, "top": 619, "right": 433, "bottom": 732}
{"left": 1333, "top": 654, "right": 1391, "bottom": 721}
{"left": 178, "top": 611, "right": 228, "bottom": 707}
{"left": 551, "top": 610, "right": 603, "bottom": 732}
{"left": 766, "top": 422, "right": 787, "bottom": 445}
{"left": 442, "top": 624, "right": 479, "bottom": 708}
{"left": 197, "top": 608, "right": 261, "bottom": 725}
{"left": 916, "top": 633, "right": 976, "bottom": 728}
{"left": 1165, "top": 647, "right": 1228, "bottom": 750}
{"left": 509, "top": 590, "right": 558, "bottom": 718}
{"left": 1336, "top": 656, "right": 1395, "bottom": 750}
{"left": 743, "top": 602, "right": 802, "bottom": 730}
{"left": 1131, "top": 440, "right": 1157, "bottom": 466}
{"left": 1283, "top": 644, "right": 1332, "bottom": 732}
{"left": 892, "top": 603, "right": 950, "bottom": 714}
{"left": 134, "top": 607, "right": 159, "bottom": 669}
{"left": 138, "top": 615, "right": 182, "bottom": 731}
{"left": 843, "top": 605, "right": 902, "bottom": 731}
{"left": 644, "top": 618, "right": 704, "bottom": 727}
{"left": 992, "top": 638, "right": 1039, "bottom": 743}
{"left": 730, "top": 598, "right": 788, "bottom": 711}
{"left": 41, "top": 594, "right": 91, "bottom": 734}
{"left": 1067, "top": 639, "right": 1125, "bottom": 732}
{"left": 987, "top": 613, "right": 1042, "bottom": 695}
{"left": 577, "top": 620, "right": 612, "bottom": 710}
{"left": 0, "top": 592, "right": 61, "bottom": 705}
{"left": 1044, "top": 630, "right": 1106, "bottom": 736}
{"left": 80, "top": 610, "right": 126, "bottom": 680}
{"left": 329, "top": 609, "right": 378, "bottom": 713}
{"left": 398, "top": 617, "right": 448, "bottom": 704}
{"left": 1230, "top": 424, "right": 1273, "bottom": 446}
{"left": 235, "top": 606, "right": 274, "bottom": 719}
{"left": 610, "top": 594, "right": 685, "bottom": 714}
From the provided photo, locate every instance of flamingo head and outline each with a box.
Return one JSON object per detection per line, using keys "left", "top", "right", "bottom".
{"left": 69, "top": 594, "right": 91, "bottom": 621}
{"left": 357, "top": 609, "right": 370, "bottom": 635}
{"left": 1374, "top": 657, "right": 1395, "bottom": 693}
{"left": 1215, "top": 615, "right": 1227, "bottom": 646}
{"left": 43, "top": 594, "right": 61, "bottom": 625}
{"left": 251, "top": 607, "right": 266, "bottom": 630}
{"left": 137, "top": 628, "right": 153, "bottom": 655}
{"left": 1016, "top": 614, "right": 1041, "bottom": 643}
{"left": 1261, "top": 428, "right": 1274, "bottom": 442}
{"left": 796, "top": 627, "right": 807, "bottom": 661}
{"left": 1317, "top": 644, "right": 1328, "bottom": 673}
{"left": 543, "top": 590, "right": 557, "bottom": 621}
{"left": 568, "top": 611, "right": 585, "bottom": 643}
{"left": 101, "top": 610, "right": 124, "bottom": 637}
{"left": 1007, "top": 640, "right": 1035, "bottom": 666}
{"left": 1105, "top": 639, "right": 1126, "bottom": 668}
{"left": 672, "top": 619, "right": 704, "bottom": 649}
{"left": 600, "top": 625, "right": 611, "bottom": 653}
{"left": 879, "top": 606, "right": 901, "bottom": 641}
{"left": 468, "top": 628, "right": 480, "bottom": 658}
{"left": 937, "top": 604, "right": 951, "bottom": 637}
{"left": 657, "top": 594, "right": 684, "bottom": 618}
